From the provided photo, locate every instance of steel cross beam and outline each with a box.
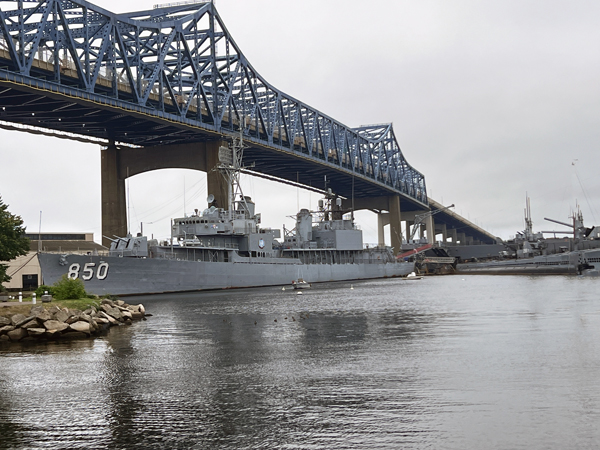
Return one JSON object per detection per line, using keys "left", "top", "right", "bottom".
{"left": 0, "top": 0, "right": 427, "bottom": 207}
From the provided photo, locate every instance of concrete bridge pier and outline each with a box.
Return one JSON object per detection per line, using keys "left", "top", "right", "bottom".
{"left": 404, "top": 220, "right": 414, "bottom": 241}
{"left": 436, "top": 223, "right": 448, "bottom": 243}
{"left": 424, "top": 215, "right": 434, "bottom": 243}
{"left": 449, "top": 228, "right": 458, "bottom": 244}
{"left": 342, "top": 195, "right": 404, "bottom": 254}
{"left": 401, "top": 211, "right": 435, "bottom": 244}
{"left": 101, "top": 144, "right": 127, "bottom": 248}
{"left": 101, "top": 140, "right": 229, "bottom": 248}
{"left": 388, "top": 195, "right": 402, "bottom": 254}
{"left": 377, "top": 212, "right": 389, "bottom": 247}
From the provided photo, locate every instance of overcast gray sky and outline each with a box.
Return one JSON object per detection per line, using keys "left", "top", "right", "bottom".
{"left": 1, "top": 0, "right": 599, "bottom": 245}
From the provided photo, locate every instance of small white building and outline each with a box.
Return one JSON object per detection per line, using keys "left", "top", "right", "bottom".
{"left": 3, "top": 252, "right": 41, "bottom": 291}
{"left": 1, "top": 233, "right": 105, "bottom": 291}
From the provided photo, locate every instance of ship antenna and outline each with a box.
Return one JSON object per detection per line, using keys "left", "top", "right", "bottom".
{"left": 351, "top": 172, "right": 355, "bottom": 223}
{"left": 126, "top": 166, "right": 131, "bottom": 236}
{"left": 218, "top": 116, "right": 252, "bottom": 217}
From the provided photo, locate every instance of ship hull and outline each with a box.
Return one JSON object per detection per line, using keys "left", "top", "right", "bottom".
{"left": 457, "top": 248, "right": 600, "bottom": 275}
{"left": 38, "top": 253, "right": 414, "bottom": 296}
{"left": 457, "top": 261, "right": 578, "bottom": 275}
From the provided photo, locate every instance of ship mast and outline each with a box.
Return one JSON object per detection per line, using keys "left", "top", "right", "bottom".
{"left": 217, "top": 124, "right": 250, "bottom": 217}
{"left": 524, "top": 194, "right": 534, "bottom": 239}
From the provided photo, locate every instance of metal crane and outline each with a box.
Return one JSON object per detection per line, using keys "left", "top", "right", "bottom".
{"left": 408, "top": 204, "right": 455, "bottom": 242}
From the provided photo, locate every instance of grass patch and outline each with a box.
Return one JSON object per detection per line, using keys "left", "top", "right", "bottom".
{"left": 0, "top": 304, "right": 32, "bottom": 317}
{"left": 1, "top": 276, "right": 105, "bottom": 318}
{"left": 0, "top": 297, "right": 102, "bottom": 318}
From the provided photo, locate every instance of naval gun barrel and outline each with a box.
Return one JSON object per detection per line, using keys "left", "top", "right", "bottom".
{"left": 544, "top": 217, "right": 573, "bottom": 229}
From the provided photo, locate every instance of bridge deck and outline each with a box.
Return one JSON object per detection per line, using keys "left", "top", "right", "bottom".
{"left": 0, "top": 0, "right": 497, "bottom": 244}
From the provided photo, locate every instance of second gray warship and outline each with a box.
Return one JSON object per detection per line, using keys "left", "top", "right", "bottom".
{"left": 457, "top": 197, "right": 600, "bottom": 275}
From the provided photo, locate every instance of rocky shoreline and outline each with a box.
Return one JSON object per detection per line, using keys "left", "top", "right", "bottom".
{"left": 0, "top": 299, "right": 147, "bottom": 343}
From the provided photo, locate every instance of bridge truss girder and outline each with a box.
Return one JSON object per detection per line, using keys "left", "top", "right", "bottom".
{"left": 0, "top": 0, "right": 427, "bottom": 207}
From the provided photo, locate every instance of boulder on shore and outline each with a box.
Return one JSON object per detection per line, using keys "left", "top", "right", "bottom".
{"left": 43, "top": 320, "right": 69, "bottom": 333}
{"left": 1, "top": 299, "right": 147, "bottom": 343}
{"left": 21, "top": 319, "right": 41, "bottom": 329}
{"left": 11, "top": 314, "right": 28, "bottom": 327}
{"left": 0, "top": 325, "right": 16, "bottom": 335}
{"left": 53, "top": 309, "right": 69, "bottom": 323}
{"left": 27, "top": 328, "right": 46, "bottom": 337}
{"left": 7, "top": 328, "right": 28, "bottom": 342}
{"left": 0, "top": 317, "right": 11, "bottom": 327}
{"left": 69, "top": 321, "right": 91, "bottom": 335}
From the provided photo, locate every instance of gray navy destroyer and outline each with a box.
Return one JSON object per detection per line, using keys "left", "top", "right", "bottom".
{"left": 38, "top": 134, "right": 414, "bottom": 295}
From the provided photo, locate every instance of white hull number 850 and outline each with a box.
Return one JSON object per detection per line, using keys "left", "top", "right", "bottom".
{"left": 68, "top": 262, "right": 109, "bottom": 281}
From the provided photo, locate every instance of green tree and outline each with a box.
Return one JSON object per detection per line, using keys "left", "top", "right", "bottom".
{"left": 52, "top": 275, "right": 87, "bottom": 300}
{"left": 0, "top": 196, "right": 30, "bottom": 285}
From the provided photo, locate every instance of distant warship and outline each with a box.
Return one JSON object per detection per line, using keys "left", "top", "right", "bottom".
{"left": 457, "top": 197, "right": 600, "bottom": 275}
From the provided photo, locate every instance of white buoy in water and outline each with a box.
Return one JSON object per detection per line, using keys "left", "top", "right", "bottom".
{"left": 297, "top": 291, "right": 303, "bottom": 295}
{"left": 282, "top": 287, "right": 286, "bottom": 291}
{"left": 350, "top": 285, "right": 354, "bottom": 290}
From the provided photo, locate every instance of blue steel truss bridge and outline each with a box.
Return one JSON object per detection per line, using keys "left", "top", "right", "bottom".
{"left": 0, "top": 0, "right": 497, "bottom": 249}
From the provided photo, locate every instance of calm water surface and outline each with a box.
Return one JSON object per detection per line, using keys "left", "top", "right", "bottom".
{"left": 1, "top": 275, "right": 600, "bottom": 449}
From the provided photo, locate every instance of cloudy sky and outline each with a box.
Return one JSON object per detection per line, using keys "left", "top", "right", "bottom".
{"left": 1, "top": 0, "right": 599, "bottom": 245}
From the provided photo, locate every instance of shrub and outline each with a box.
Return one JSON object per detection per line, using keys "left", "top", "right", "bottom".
{"left": 35, "top": 285, "right": 55, "bottom": 297}
{"left": 52, "top": 275, "right": 88, "bottom": 300}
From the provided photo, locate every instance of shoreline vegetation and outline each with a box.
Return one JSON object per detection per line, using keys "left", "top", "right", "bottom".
{"left": 0, "top": 297, "right": 147, "bottom": 344}
{"left": 0, "top": 297, "right": 101, "bottom": 316}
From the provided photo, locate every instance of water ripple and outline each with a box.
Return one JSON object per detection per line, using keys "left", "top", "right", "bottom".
{"left": 2, "top": 276, "right": 600, "bottom": 448}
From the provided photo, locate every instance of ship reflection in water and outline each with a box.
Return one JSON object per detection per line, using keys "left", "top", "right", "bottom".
{"left": 2, "top": 275, "right": 600, "bottom": 449}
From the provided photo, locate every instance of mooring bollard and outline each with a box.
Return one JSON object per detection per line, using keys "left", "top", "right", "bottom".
{"left": 19, "top": 291, "right": 22, "bottom": 302}
{"left": 32, "top": 293, "right": 37, "bottom": 304}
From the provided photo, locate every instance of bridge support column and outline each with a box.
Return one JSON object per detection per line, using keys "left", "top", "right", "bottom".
{"left": 389, "top": 195, "right": 402, "bottom": 255}
{"left": 377, "top": 213, "right": 389, "bottom": 247}
{"left": 101, "top": 140, "right": 230, "bottom": 248}
{"left": 436, "top": 223, "right": 447, "bottom": 243}
{"left": 457, "top": 233, "right": 466, "bottom": 244}
{"left": 425, "top": 216, "right": 434, "bottom": 244}
{"left": 449, "top": 228, "right": 458, "bottom": 244}
{"left": 101, "top": 144, "right": 127, "bottom": 248}
{"left": 405, "top": 220, "right": 414, "bottom": 243}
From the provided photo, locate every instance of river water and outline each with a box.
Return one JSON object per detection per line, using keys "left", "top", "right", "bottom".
{"left": 1, "top": 275, "right": 600, "bottom": 449}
